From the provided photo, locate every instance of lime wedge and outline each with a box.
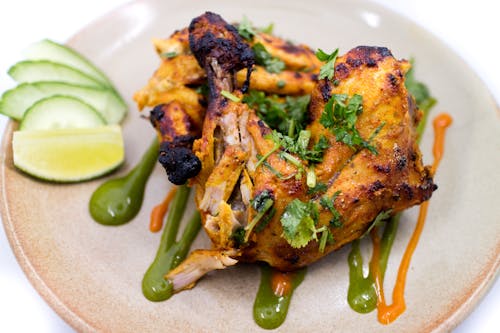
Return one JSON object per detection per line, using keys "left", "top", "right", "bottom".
{"left": 13, "top": 125, "right": 124, "bottom": 182}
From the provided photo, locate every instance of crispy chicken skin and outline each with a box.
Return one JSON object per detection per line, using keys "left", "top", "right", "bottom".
{"left": 136, "top": 12, "right": 436, "bottom": 292}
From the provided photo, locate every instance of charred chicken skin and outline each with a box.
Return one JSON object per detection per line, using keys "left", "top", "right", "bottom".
{"left": 134, "top": 18, "right": 321, "bottom": 184}
{"left": 134, "top": 12, "right": 436, "bottom": 293}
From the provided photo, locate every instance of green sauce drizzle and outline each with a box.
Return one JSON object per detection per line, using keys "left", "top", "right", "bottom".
{"left": 347, "top": 61, "right": 435, "bottom": 313}
{"left": 347, "top": 240, "right": 377, "bottom": 313}
{"left": 89, "top": 139, "right": 159, "bottom": 225}
{"left": 253, "top": 265, "right": 306, "bottom": 329}
{"left": 347, "top": 215, "right": 400, "bottom": 313}
{"left": 142, "top": 185, "right": 201, "bottom": 301}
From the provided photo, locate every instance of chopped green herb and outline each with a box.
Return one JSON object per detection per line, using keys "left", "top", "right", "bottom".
{"left": 255, "top": 144, "right": 280, "bottom": 170}
{"left": 161, "top": 51, "right": 178, "bottom": 59}
{"left": 251, "top": 190, "right": 274, "bottom": 212}
{"left": 195, "top": 84, "right": 209, "bottom": 97}
{"left": 362, "top": 210, "right": 392, "bottom": 238}
{"left": 268, "top": 130, "right": 328, "bottom": 164}
{"left": 221, "top": 90, "right": 241, "bottom": 102}
{"left": 259, "top": 22, "right": 275, "bottom": 34}
{"left": 316, "top": 48, "right": 339, "bottom": 80}
{"left": 256, "top": 154, "right": 297, "bottom": 180}
{"left": 307, "top": 182, "right": 328, "bottom": 195}
{"left": 252, "top": 43, "right": 285, "bottom": 73}
{"left": 276, "top": 80, "right": 286, "bottom": 89}
{"left": 245, "top": 191, "right": 275, "bottom": 241}
{"left": 243, "top": 91, "right": 310, "bottom": 137}
{"left": 230, "top": 227, "right": 246, "bottom": 247}
{"left": 319, "top": 191, "right": 343, "bottom": 228}
{"left": 280, "top": 199, "right": 320, "bottom": 248}
{"left": 280, "top": 198, "right": 334, "bottom": 251}
{"left": 318, "top": 227, "right": 334, "bottom": 253}
{"left": 306, "top": 167, "right": 317, "bottom": 188}
{"left": 255, "top": 207, "right": 276, "bottom": 233}
{"left": 237, "top": 17, "right": 274, "bottom": 40}
{"left": 320, "top": 93, "right": 378, "bottom": 154}
{"left": 237, "top": 16, "right": 257, "bottom": 40}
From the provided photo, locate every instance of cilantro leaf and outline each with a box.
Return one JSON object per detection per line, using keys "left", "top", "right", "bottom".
{"left": 319, "top": 191, "right": 343, "bottom": 227}
{"left": 237, "top": 17, "right": 274, "bottom": 40}
{"left": 362, "top": 210, "right": 392, "bottom": 238}
{"left": 259, "top": 22, "right": 274, "bottom": 34}
{"left": 320, "top": 93, "right": 378, "bottom": 154}
{"left": 281, "top": 199, "right": 319, "bottom": 248}
{"left": 267, "top": 130, "right": 328, "bottom": 165}
{"left": 237, "top": 16, "right": 257, "bottom": 40}
{"left": 307, "top": 182, "right": 328, "bottom": 195}
{"left": 252, "top": 43, "right": 285, "bottom": 73}
{"left": 316, "top": 48, "right": 339, "bottom": 80}
{"left": 242, "top": 91, "right": 310, "bottom": 137}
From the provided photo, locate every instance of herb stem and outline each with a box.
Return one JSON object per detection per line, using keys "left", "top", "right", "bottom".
{"left": 245, "top": 199, "right": 274, "bottom": 242}
{"left": 255, "top": 144, "right": 280, "bottom": 170}
{"left": 280, "top": 152, "right": 302, "bottom": 168}
{"left": 306, "top": 167, "right": 316, "bottom": 188}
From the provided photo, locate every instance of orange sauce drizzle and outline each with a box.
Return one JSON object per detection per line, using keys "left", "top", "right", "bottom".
{"left": 373, "top": 113, "right": 453, "bottom": 324}
{"left": 271, "top": 271, "right": 293, "bottom": 297}
{"left": 149, "top": 187, "right": 178, "bottom": 232}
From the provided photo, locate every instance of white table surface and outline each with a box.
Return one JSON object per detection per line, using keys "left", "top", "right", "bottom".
{"left": 0, "top": 0, "right": 498, "bottom": 332}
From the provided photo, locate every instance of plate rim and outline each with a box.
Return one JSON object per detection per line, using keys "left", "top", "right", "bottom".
{"left": 1, "top": 0, "right": 499, "bottom": 332}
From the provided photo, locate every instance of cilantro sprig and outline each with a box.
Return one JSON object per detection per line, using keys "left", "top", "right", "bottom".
{"left": 269, "top": 130, "right": 328, "bottom": 164}
{"left": 316, "top": 48, "right": 339, "bottom": 80}
{"left": 237, "top": 16, "right": 257, "bottom": 41}
{"left": 320, "top": 93, "right": 379, "bottom": 154}
{"left": 252, "top": 43, "right": 285, "bottom": 73}
{"left": 243, "top": 91, "right": 310, "bottom": 137}
{"left": 280, "top": 198, "right": 335, "bottom": 252}
{"left": 319, "top": 191, "right": 343, "bottom": 228}
{"left": 237, "top": 16, "right": 274, "bottom": 41}
{"left": 280, "top": 199, "right": 320, "bottom": 248}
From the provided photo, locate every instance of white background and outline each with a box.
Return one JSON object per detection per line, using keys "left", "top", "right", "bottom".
{"left": 0, "top": 0, "right": 498, "bottom": 332}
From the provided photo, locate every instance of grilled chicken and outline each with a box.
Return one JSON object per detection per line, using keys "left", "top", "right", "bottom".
{"left": 134, "top": 20, "right": 321, "bottom": 184}
{"left": 136, "top": 12, "right": 436, "bottom": 293}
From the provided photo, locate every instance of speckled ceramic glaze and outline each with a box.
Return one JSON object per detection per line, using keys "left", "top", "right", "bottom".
{"left": 1, "top": 0, "right": 499, "bottom": 332}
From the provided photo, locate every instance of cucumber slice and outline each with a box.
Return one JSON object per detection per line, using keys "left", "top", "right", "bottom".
{"left": 20, "top": 95, "right": 106, "bottom": 131}
{"left": 26, "top": 39, "right": 112, "bottom": 88}
{"left": 8, "top": 60, "right": 104, "bottom": 88}
{"left": 0, "top": 82, "right": 126, "bottom": 124}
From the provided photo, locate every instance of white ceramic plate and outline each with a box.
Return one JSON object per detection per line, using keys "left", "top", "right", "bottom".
{"left": 1, "top": 0, "right": 499, "bottom": 332}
